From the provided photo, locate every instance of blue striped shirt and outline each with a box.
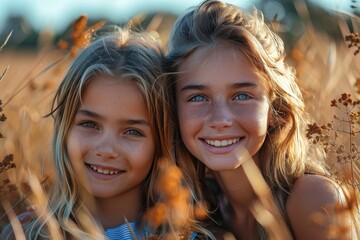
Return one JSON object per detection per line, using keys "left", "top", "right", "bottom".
{"left": 105, "top": 221, "right": 198, "bottom": 240}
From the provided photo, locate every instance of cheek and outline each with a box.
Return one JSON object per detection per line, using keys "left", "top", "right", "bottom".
{"left": 178, "top": 105, "right": 208, "bottom": 145}
{"left": 234, "top": 103, "right": 271, "bottom": 135}
{"left": 66, "top": 129, "right": 93, "bottom": 164}
{"left": 129, "top": 141, "right": 155, "bottom": 169}
{"left": 256, "top": 112, "right": 271, "bottom": 134}
{"left": 66, "top": 131, "right": 92, "bottom": 190}
{"left": 177, "top": 101, "right": 208, "bottom": 126}
{"left": 66, "top": 132, "right": 82, "bottom": 164}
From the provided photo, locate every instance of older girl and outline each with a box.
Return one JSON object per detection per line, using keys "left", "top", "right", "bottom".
{"left": 161, "top": 0, "right": 357, "bottom": 239}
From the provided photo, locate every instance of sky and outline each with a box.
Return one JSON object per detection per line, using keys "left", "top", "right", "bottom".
{"left": 0, "top": 0, "right": 356, "bottom": 34}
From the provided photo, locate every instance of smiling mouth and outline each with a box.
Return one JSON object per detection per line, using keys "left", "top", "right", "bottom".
{"left": 87, "top": 164, "right": 122, "bottom": 175}
{"left": 204, "top": 138, "right": 242, "bottom": 147}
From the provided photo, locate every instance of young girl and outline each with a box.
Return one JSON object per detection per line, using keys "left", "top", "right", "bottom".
{"left": 3, "top": 27, "right": 209, "bottom": 239}
{"left": 160, "top": 0, "right": 358, "bottom": 239}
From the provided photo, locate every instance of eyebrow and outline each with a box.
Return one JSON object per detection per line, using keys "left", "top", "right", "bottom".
{"left": 180, "top": 84, "right": 206, "bottom": 92}
{"left": 124, "top": 119, "right": 151, "bottom": 126}
{"left": 76, "top": 109, "right": 150, "bottom": 126}
{"left": 232, "top": 82, "right": 258, "bottom": 88}
{"left": 77, "top": 109, "right": 101, "bottom": 118}
{"left": 180, "top": 82, "right": 257, "bottom": 92}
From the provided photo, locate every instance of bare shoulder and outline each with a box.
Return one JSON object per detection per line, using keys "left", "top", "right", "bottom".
{"left": 286, "top": 174, "right": 352, "bottom": 240}
{"left": 287, "top": 174, "right": 344, "bottom": 206}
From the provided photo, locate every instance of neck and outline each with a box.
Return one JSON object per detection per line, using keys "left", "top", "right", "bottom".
{"left": 213, "top": 166, "right": 255, "bottom": 207}
{"left": 212, "top": 166, "right": 258, "bottom": 239}
{"left": 94, "top": 187, "right": 143, "bottom": 230}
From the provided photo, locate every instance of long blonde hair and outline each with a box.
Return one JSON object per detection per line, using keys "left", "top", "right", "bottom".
{"left": 161, "top": 0, "right": 323, "bottom": 238}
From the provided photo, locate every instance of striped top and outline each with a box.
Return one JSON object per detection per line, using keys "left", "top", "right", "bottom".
{"left": 105, "top": 221, "right": 150, "bottom": 239}
{"left": 105, "top": 221, "right": 198, "bottom": 240}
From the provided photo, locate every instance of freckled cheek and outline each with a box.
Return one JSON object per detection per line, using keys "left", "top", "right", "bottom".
{"left": 177, "top": 105, "right": 209, "bottom": 136}
{"left": 178, "top": 103, "right": 209, "bottom": 122}
{"left": 176, "top": 103, "right": 201, "bottom": 147}
{"left": 232, "top": 105, "right": 270, "bottom": 135}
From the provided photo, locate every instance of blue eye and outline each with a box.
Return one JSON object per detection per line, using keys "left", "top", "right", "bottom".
{"left": 80, "top": 121, "right": 99, "bottom": 129}
{"left": 234, "top": 93, "right": 250, "bottom": 101}
{"left": 189, "top": 95, "right": 206, "bottom": 102}
{"left": 125, "top": 129, "right": 143, "bottom": 136}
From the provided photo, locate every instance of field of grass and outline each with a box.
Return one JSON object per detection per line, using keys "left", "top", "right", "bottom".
{"left": 0, "top": 2, "right": 359, "bottom": 239}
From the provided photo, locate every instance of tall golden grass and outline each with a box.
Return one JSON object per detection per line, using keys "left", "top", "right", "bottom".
{"left": 0, "top": 2, "right": 359, "bottom": 239}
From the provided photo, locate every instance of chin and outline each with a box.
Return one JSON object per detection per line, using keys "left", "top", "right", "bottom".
{"left": 202, "top": 158, "right": 242, "bottom": 171}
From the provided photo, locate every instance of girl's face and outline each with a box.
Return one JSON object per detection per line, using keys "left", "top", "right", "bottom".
{"left": 67, "top": 76, "right": 155, "bottom": 199}
{"left": 175, "top": 43, "right": 273, "bottom": 171}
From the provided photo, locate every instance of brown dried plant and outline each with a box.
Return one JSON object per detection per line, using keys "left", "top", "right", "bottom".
{"left": 145, "top": 162, "right": 203, "bottom": 239}
{"left": 355, "top": 78, "right": 360, "bottom": 94}
{"left": 0, "top": 32, "right": 17, "bottom": 198}
{"left": 57, "top": 15, "right": 106, "bottom": 57}
{"left": 345, "top": 32, "right": 360, "bottom": 55}
{"left": 2, "top": 16, "right": 105, "bottom": 109}
{"left": 306, "top": 93, "right": 359, "bottom": 187}
{"left": 0, "top": 153, "right": 16, "bottom": 196}
{"left": 306, "top": 92, "right": 360, "bottom": 237}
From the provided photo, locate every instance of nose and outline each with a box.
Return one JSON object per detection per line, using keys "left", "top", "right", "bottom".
{"left": 208, "top": 99, "right": 234, "bottom": 130}
{"left": 95, "top": 132, "right": 120, "bottom": 159}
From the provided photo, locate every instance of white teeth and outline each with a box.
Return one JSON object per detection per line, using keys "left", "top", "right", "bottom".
{"left": 89, "top": 165, "right": 119, "bottom": 175}
{"left": 205, "top": 138, "right": 240, "bottom": 147}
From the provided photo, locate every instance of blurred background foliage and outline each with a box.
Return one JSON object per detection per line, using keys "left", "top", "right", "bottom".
{"left": 0, "top": 0, "right": 358, "bottom": 50}
{"left": 0, "top": 0, "right": 359, "bottom": 233}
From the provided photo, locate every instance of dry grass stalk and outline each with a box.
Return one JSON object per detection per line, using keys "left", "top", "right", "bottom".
{"left": 1, "top": 199, "right": 26, "bottom": 240}
{"left": 234, "top": 147, "right": 293, "bottom": 240}
{"left": 0, "top": 65, "right": 9, "bottom": 82}
{"left": 24, "top": 171, "right": 63, "bottom": 239}
{"left": 0, "top": 30, "right": 12, "bottom": 52}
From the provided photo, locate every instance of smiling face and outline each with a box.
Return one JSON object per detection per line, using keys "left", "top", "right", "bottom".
{"left": 176, "top": 42, "right": 273, "bottom": 171}
{"left": 67, "top": 76, "right": 155, "bottom": 199}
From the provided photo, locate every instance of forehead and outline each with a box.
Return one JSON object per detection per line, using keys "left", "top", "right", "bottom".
{"left": 178, "top": 42, "right": 270, "bottom": 92}
{"left": 81, "top": 76, "right": 144, "bottom": 105}
{"left": 179, "top": 41, "right": 256, "bottom": 73}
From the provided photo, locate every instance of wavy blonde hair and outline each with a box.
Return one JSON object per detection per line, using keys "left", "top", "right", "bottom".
{"left": 160, "top": 0, "right": 326, "bottom": 238}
